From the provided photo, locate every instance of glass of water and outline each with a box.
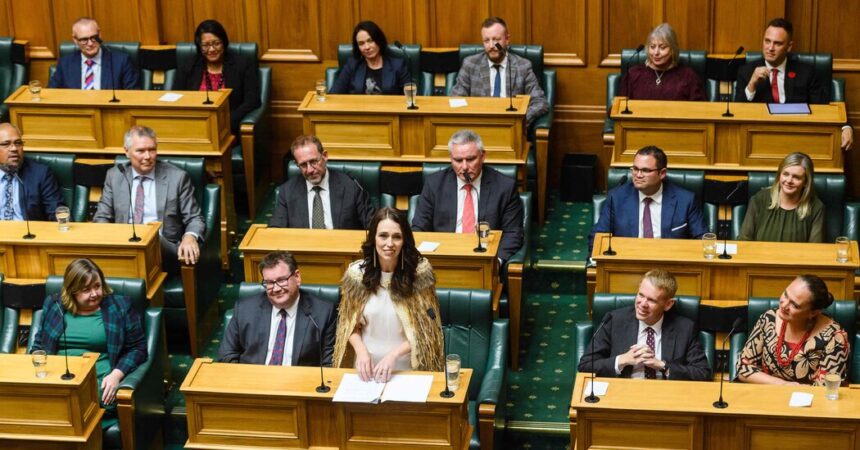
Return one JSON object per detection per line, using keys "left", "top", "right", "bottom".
{"left": 702, "top": 233, "right": 717, "bottom": 260}
{"left": 824, "top": 373, "right": 842, "bottom": 400}
{"left": 56, "top": 206, "right": 70, "bottom": 232}
{"left": 477, "top": 221, "right": 491, "bottom": 250}
{"left": 836, "top": 236, "right": 850, "bottom": 263}
{"left": 404, "top": 82, "right": 417, "bottom": 108}
{"left": 32, "top": 350, "right": 48, "bottom": 378}
{"left": 29, "top": 80, "right": 42, "bottom": 101}
{"left": 446, "top": 354, "right": 461, "bottom": 391}
{"left": 315, "top": 80, "right": 326, "bottom": 102}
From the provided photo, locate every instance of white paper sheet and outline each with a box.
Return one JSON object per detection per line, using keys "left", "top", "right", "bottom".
{"left": 417, "top": 241, "right": 440, "bottom": 252}
{"left": 789, "top": 391, "right": 813, "bottom": 407}
{"left": 449, "top": 98, "right": 468, "bottom": 108}
{"left": 715, "top": 243, "right": 738, "bottom": 255}
{"left": 158, "top": 93, "right": 183, "bottom": 102}
{"left": 584, "top": 380, "right": 609, "bottom": 397}
{"left": 380, "top": 374, "right": 433, "bottom": 403}
{"left": 332, "top": 373, "right": 385, "bottom": 403}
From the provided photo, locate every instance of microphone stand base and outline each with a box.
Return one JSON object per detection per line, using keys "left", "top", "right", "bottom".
{"left": 712, "top": 400, "right": 728, "bottom": 409}
{"left": 61, "top": 372, "right": 76, "bottom": 381}
{"left": 602, "top": 249, "right": 616, "bottom": 256}
{"left": 407, "top": 104, "right": 419, "bottom": 110}
{"left": 584, "top": 395, "right": 600, "bottom": 404}
{"left": 439, "top": 389, "right": 455, "bottom": 398}
{"left": 109, "top": 98, "right": 120, "bottom": 103}
{"left": 722, "top": 112, "right": 734, "bottom": 117}
{"left": 202, "top": 100, "right": 213, "bottom": 105}
{"left": 128, "top": 235, "right": 142, "bottom": 243}
{"left": 22, "top": 233, "right": 36, "bottom": 240}
{"left": 718, "top": 253, "right": 732, "bottom": 260}
{"left": 621, "top": 109, "right": 633, "bottom": 115}
{"left": 506, "top": 107, "right": 517, "bottom": 112}
{"left": 315, "top": 385, "right": 331, "bottom": 393}
{"left": 473, "top": 246, "right": 487, "bottom": 253}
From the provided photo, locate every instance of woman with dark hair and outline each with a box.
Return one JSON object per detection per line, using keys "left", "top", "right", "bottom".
{"left": 619, "top": 23, "right": 705, "bottom": 101}
{"left": 31, "top": 258, "right": 146, "bottom": 427}
{"left": 738, "top": 152, "right": 825, "bottom": 242}
{"left": 332, "top": 207, "right": 443, "bottom": 382}
{"left": 329, "top": 21, "right": 411, "bottom": 95}
{"left": 174, "top": 19, "right": 261, "bottom": 133}
{"left": 736, "top": 274, "right": 849, "bottom": 385}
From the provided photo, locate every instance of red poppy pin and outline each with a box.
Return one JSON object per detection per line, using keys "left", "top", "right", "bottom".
{"left": 788, "top": 71, "right": 796, "bottom": 79}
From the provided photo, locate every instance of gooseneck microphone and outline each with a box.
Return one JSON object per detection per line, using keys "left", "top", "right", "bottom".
{"left": 393, "top": 41, "right": 418, "bottom": 110}
{"left": 303, "top": 305, "right": 330, "bottom": 393}
{"left": 621, "top": 44, "right": 646, "bottom": 114}
{"left": 61, "top": 316, "right": 75, "bottom": 380}
{"left": 202, "top": 72, "right": 213, "bottom": 105}
{"left": 94, "top": 37, "right": 119, "bottom": 103}
{"left": 602, "top": 175, "right": 626, "bottom": 256}
{"left": 718, "top": 181, "right": 744, "bottom": 260}
{"left": 463, "top": 172, "right": 484, "bottom": 253}
{"left": 427, "top": 308, "right": 453, "bottom": 398}
{"left": 713, "top": 317, "right": 744, "bottom": 409}
{"left": 584, "top": 314, "right": 612, "bottom": 403}
{"left": 13, "top": 174, "right": 35, "bottom": 239}
{"left": 116, "top": 165, "right": 142, "bottom": 242}
{"left": 722, "top": 46, "right": 745, "bottom": 117}
{"left": 494, "top": 43, "right": 517, "bottom": 112}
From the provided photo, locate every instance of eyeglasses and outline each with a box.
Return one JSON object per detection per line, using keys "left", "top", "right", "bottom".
{"left": 201, "top": 40, "right": 223, "bottom": 50}
{"left": 0, "top": 140, "right": 24, "bottom": 150}
{"left": 631, "top": 166, "right": 661, "bottom": 175}
{"left": 74, "top": 34, "right": 100, "bottom": 45}
{"left": 260, "top": 271, "right": 298, "bottom": 290}
{"left": 297, "top": 156, "right": 324, "bottom": 170}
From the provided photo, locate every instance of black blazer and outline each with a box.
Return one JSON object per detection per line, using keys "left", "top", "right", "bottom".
{"left": 268, "top": 168, "right": 374, "bottom": 229}
{"left": 218, "top": 292, "right": 336, "bottom": 366}
{"left": 330, "top": 54, "right": 411, "bottom": 95}
{"left": 175, "top": 53, "right": 261, "bottom": 133}
{"left": 577, "top": 306, "right": 711, "bottom": 381}
{"left": 734, "top": 56, "right": 828, "bottom": 104}
{"left": 13, "top": 158, "right": 64, "bottom": 221}
{"left": 411, "top": 166, "right": 524, "bottom": 261}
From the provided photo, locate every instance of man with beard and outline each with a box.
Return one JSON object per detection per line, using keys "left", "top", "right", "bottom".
{"left": 0, "top": 123, "right": 64, "bottom": 221}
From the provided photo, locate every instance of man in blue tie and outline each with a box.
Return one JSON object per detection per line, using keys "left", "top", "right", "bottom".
{"left": 48, "top": 17, "right": 139, "bottom": 90}
{"left": 450, "top": 17, "right": 548, "bottom": 125}
{"left": 0, "top": 123, "right": 64, "bottom": 222}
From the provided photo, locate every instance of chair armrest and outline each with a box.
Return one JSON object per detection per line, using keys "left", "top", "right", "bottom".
{"left": 477, "top": 319, "right": 508, "bottom": 406}
{"left": 728, "top": 332, "right": 748, "bottom": 381}
{"left": 325, "top": 67, "right": 339, "bottom": 91}
{"left": 72, "top": 185, "right": 90, "bottom": 223}
{"left": 241, "top": 66, "right": 271, "bottom": 126}
{"left": 843, "top": 202, "right": 860, "bottom": 241}
{"left": 141, "top": 69, "right": 153, "bottom": 91}
{"left": 703, "top": 203, "right": 718, "bottom": 234}
{"left": 698, "top": 330, "right": 716, "bottom": 375}
{"left": 852, "top": 333, "right": 860, "bottom": 383}
{"left": 572, "top": 321, "right": 594, "bottom": 377}
{"left": 379, "top": 193, "right": 396, "bottom": 209}
{"left": 603, "top": 73, "right": 621, "bottom": 135}
{"left": 163, "top": 68, "right": 177, "bottom": 90}
{"left": 1, "top": 307, "right": 19, "bottom": 353}
{"left": 731, "top": 204, "right": 747, "bottom": 240}
{"left": 593, "top": 194, "right": 607, "bottom": 225}
{"left": 832, "top": 78, "right": 845, "bottom": 103}
{"left": 444, "top": 72, "right": 457, "bottom": 96}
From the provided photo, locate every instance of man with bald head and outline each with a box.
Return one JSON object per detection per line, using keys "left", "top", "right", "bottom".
{"left": 0, "top": 123, "right": 64, "bottom": 221}
{"left": 49, "top": 17, "right": 139, "bottom": 90}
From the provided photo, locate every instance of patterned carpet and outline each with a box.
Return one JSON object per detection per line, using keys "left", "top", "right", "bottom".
{"left": 164, "top": 190, "right": 593, "bottom": 449}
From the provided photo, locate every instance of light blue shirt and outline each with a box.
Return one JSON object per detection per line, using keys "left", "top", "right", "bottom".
{"left": 79, "top": 49, "right": 103, "bottom": 90}
{"left": 0, "top": 169, "right": 23, "bottom": 221}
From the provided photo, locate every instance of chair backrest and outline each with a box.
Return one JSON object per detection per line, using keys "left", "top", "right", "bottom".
{"left": 164, "top": 42, "right": 260, "bottom": 91}
{"left": 328, "top": 43, "right": 429, "bottom": 95}
{"left": 113, "top": 156, "right": 206, "bottom": 207}
{"left": 744, "top": 52, "right": 837, "bottom": 100}
{"left": 447, "top": 44, "right": 549, "bottom": 96}
{"left": 285, "top": 160, "right": 383, "bottom": 208}
{"left": 0, "top": 37, "right": 27, "bottom": 112}
{"left": 238, "top": 282, "right": 341, "bottom": 306}
{"left": 595, "top": 167, "right": 707, "bottom": 225}
{"left": 592, "top": 293, "right": 701, "bottom": 326}
{"left": 27, "top": 153, "right": 75, "bottom": 208}
{"left": 0, "top": 272, "right": 18, "bottom": 354}
{"left": 437, "top": 288, "right": 493, "bottom": 401}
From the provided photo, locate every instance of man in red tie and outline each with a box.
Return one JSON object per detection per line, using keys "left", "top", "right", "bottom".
{"left": 411, "top": 129, "right": 523, "bottom": 263}
{"left": 735, "top": 18, "right": 852, "bottom": 150}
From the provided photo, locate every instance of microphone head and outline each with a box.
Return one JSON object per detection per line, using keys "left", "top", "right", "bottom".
{"left": 394, "top": 40, "right": 404, "bottom": 49}
{"left": 463, "top": 172, "right": 472, "bottom": 184}
{"left": 735, "top": 46, "right": 744, "bottom": 55}
{"left": 635, "top": 44, "right": 645, "bottom": 53}
{"left": 494, "top": 43, "right": 505, "bottom": 52}
{"left": 117, "top": 164, "right": 126, "bottom": 174}
{"left": 94, "top": 35, "right": 104, "bottom": 44}
{"left": 426, "top": 308, "right": 436, "bottom": 320}
{"left": 731, "top": 317, "right": 745, "bottom": 330}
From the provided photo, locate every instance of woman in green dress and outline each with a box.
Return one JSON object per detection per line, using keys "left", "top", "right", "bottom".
{"left": 738, "top": 152, "right": 824, "bottom": 242}
{"left": 31, "top": 258, "right": 147, "bottom": 427}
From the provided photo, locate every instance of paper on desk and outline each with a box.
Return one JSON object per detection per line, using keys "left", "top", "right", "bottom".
{"left": 584, "top": 380, "right": 609, "bottom": 397}
{"left": 417, "top": 241, "right": 440, "bottom": 252}
{"left": 380, "top": 374, "right": 433, "bottom": 403}
{"left": 789, "top": 391, "right": 813, "bottom": 407}
{"left": 716, "top": 243, "right": 738, "bottom": 255}
{"left": 449, "top": 98, "right": 468, "bottom": 108}
{"left": 333, "top": 373, "right": 385, "bottom": 403}
{"left": 158, "top": 93, "right": 183, "bottom": 102}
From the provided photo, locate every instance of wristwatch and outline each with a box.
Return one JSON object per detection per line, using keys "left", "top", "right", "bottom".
{"left": 660, "top": 361, "right": 670, "bottom": 379}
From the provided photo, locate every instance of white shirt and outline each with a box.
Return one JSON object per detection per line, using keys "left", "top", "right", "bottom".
{"left": 614, "top": 316, "right": 664, "bottom": 378}
{"left": 306, "top": 170, "right": 334, "bottom": 229}
{"left": 637, "top": 184, "right": 663, "bottom": 238}
{"left": 129, "top": 167, "right": 158, "bottom": 225}
{"left": 486, "top": 55, "right": 508, "bottom": 97}
{"left": 79, "top": 49, "right": 103, "bottom": 90}
{"left": 0, "top": 168, "right": 22, "bottom": 220}
{"left": 265, "top": 296, "right": 300, "bottom": 366}
{"left": 455, "top": 172, "right": 482, "bottom": 233}
{"left": 744, "top": 59, "right": 787, "bottom": 103}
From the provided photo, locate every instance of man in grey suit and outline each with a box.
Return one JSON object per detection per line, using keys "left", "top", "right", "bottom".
{"left": 451, "top": 16, "right": 549, "bottom": 125}
{"left": 412, "top": 129, "right": 523, "bottom": 263}
{"left": 219, "top": 251, "right": 336, "bottom": 366}
{"left": 93, "top": 125, "right": 205, "bottom": 275}
{"left": 577, "top": 269, "right": 711, "bottom": 381}
{"left": 269, "top": 135, "right": 374, "bottom": 229}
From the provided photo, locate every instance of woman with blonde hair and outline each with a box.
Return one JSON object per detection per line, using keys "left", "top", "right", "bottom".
{"left": 739, "top": 152, "right": 824, "bottom": 242}
{"left": 619, "top": 23, "right": 705, "bottom": 101}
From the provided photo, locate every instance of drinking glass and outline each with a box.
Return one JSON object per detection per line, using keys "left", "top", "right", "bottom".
{"left": 315, "top": 80, "right": 326, "bottom": 102}
{"left": 825, "top": 373, "right": 841, "bottom": 400}
{"left": 404, "top": 82, "right": 417, "bottom": 108}
{"left": 56, "top": 206, "right": 70, "bottom": 232}
{"left": 702, "top": 233, "right": 717, "bottom": 260}
{"left": 477, "top": 221, "right": 491, "bottom": 250}
{"left": 836, "top": 236, "right": 849, "bottom": 263}
{"left": 29, "top": 80, "right": 42, "bottom": 101}
{"left": 445, "top": 354, "right": 461, "bottom": 391}
{"left": 32, "top": 350, "right": 47, "bottom": 378}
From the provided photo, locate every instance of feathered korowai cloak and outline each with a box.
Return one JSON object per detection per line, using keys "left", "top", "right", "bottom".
{"left": 332, "top": 257, "right": 444, "bottom": 371}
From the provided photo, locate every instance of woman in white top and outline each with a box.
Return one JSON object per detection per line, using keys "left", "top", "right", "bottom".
{"left": 333, "top": 207, "right": 444, "bottom": 382}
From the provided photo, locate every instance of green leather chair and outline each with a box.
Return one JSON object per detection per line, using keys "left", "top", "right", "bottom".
{"left": 284, "top": 159, "right": 395, "bottom": 209}
{"left": 28, "top": 276, "right": 166, "bottom": 450}
{"left": 0, "top": 273, "right": 20, "bottom": 354}
{"left": 437, "top": 288, "right": 507, "bottom": 450}
{"left": 0, "top": 36, "right": 28, "bottom": 121}
{"left": 164, "top": 42, "right": 272, "bottom": 219}
{"left": 324, "top": 43, "right": 433, "bottom": 96}
{"left": 573, "top": 293, "right": 716, "bottom": 377}
{"left": 50, "top": 41, "right": 152, "bottom": 90}
{"left": 445, "top": 44, "right": 556, "bottom": 223}
{"left": 605, "top": 49, "right": 710, "bottom": 137}
{"left": 729, "top": 298, "right": 859, "bottom": 383}
{"left": 28, "top": 152, "right": 89, "bottom": 222}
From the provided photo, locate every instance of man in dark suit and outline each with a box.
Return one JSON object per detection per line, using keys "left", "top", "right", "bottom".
{"left": 588, "top": 146, "right": 706, "bottom": 256}
{"left": 93, "top": 125, "right": 205, "bottom": 275}
{"left": 412, "top": 129, "right": 523, "bottom": 262}
{"left": 735, "top": 17, "right": 852, "bottom": 150}
{"left": 451, "top": 17, "right": 549, "bottom": 125}
{"left": 219, "top": 251, "right": 336, "bottom": 366}
{"left": 48, "top": 17, "right": 139, "bottom": 90}
{"left": 578, "top": 269, "right": 711, "bottom": 381}
{"left": 0, "top": 123, "right": 64, "bottom": 221}
{"left": 269, "top": 135, "right": 374, "bottom": 230}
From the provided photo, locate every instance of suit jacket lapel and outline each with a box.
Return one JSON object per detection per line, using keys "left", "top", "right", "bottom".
{"left": 660, "top": 185, "right": 678, "bottom": 236}
{"left": 661, "top": 314, "right": 678, "bottom": 362}
{"left": 292, "top": 299, "right": 310, "bottom": 365}
{"left": 478, "top": 55, "right": 492, "bottom": 97}
{"left": 477, "top": 170, "right": 493, "bottom": 222}
{"left": 118, "top": 165, "right": 133, "bottom": 223}
{"left": 621, "top": 309, "right": 640, "bottom": 378}
{"left": 155, "top": 165, "right": 168, "bottom": 221}
{"left": 622, "top": 186, "right": 639, "bottom": 237}
{"left": 328, "top": 172, "right": 344, "bottom": 228}
{"left": 783, "top": 60, "right": 796, "bottom": 103}
{"left": 443, "top": 170, "right": 460, "bottom": 231}
{"left": 354, "top": 62, "right": 368, "bottom": 94}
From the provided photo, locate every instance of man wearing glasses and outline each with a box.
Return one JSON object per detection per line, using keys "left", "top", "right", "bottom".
{"left": 219, "top": 251, "right": 336, "bottom": 366}
{"left": 269, "top": 135, "right": 374, "bottom": 229}
{"left": 588, "top": 145, "right": 706, "bottom": 255}
{"left": 0, "top": 123, "right": 64, "bottom": 221}
{"left": 48, "top": 17, "right": 139, "bottom": 90}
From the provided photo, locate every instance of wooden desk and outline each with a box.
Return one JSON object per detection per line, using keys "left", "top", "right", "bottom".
{"left": 610, "top": 97, "right": 847, "bottom": 173}
{"left": 591, "top": 234, "right": 858, "bottom": 304}
{"left": 5, "top": 86, "right": 236, "bottom": 265}
{"left": 569, "top": 372, "right": 860, "bottom": 449}
{"left": 0, "top": 221, "right": 166, "bottom": 303}
{"left": 0, "top": 353, "right": 103, "bottom": 449}
{"left": 181, "top": 358, "right": 472, "bottom": 449}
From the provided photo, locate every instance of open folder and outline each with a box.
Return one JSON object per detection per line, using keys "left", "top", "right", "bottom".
{"left": 333, "top": 373, "right": 434, "bottom": 404}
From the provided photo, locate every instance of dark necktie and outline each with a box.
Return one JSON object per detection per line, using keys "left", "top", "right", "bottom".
{"left": 492, "top": 64, "right": 502, "bottom": 97}
{"left": 133, "top": 176, "right": 146, "bottom": 224}
{"left": 311, "top": 186, "right": 325, "bottom": 229}
{"left": 84, "top": 59, "right": 95, "bottom": 90}
{"left": 3, "top": 173, "right": 14, "bottom": 220}
{"left": 269, "top": 309, "right": 288, "bottom": 366}
{"left": 462, "top": 183, "right": 475, "bottom": 233}
{"left": 645, "top": 327, "right": 657, "bottom": 379}
{"left": 771, "top": 68, "right": 780, "bottom": 103}
{"left": 642, "top": 197, "right": 654, "bottom": 238}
